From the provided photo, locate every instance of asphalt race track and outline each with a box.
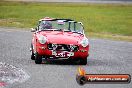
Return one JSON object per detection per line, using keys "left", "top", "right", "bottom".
{"left": 0, "top": 27, "right": 132, "bottom": 88}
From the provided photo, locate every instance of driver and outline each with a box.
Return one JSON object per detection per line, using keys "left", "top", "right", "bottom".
{"left": 40, "top": 21, "right": 52, "bottom": 30}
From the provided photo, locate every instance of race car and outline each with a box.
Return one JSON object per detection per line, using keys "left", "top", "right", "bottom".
{"left": 30, "top": 17, "right": 89, "bottom": 65}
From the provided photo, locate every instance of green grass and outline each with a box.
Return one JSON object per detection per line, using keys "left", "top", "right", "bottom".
{"left": 0, "top": 1, "right": 132, "bottom": 41}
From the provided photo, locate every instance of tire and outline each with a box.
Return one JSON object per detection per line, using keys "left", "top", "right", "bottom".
{"left": 30, "top": 44, "right": 35, "bottom": 60}
{"left": 80, "top": 58, "right": 87, "bottom": 65}
{"left": 75, "top": 58, "right": 87, "bottom": 65}
{"left": 35, "top": 52, "right": 42, "bottom": 64}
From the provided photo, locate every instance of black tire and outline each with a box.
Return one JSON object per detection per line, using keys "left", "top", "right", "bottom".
{"left": 35, "top": 52, "right": 42, "bottom": 64}
{"left": 75, "top": 58, "right": 87, "bottom": 65}
{"left": 80, "top": 58, "right": 87, "bottom": 65}
{"left": 30, "top": 44, "right": 35, "bottom": 60}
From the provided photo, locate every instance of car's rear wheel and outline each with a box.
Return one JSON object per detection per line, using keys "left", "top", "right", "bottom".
{"left": 35, "top": 52, "right": 42, "bottom": 64}
{"left": 30, "top": 44, "right": 35, "bottom": 60}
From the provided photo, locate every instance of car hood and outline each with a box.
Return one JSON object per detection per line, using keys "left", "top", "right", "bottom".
{"left": 38, "top": 31, "right": 84, "bottom": 44}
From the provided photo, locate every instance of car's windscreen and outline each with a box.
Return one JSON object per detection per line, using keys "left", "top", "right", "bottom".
{"left": 39, "top": 20, "right": 84, "bottom": 34}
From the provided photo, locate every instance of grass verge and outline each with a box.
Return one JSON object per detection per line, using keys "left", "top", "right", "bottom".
{"left": 0, "top": 1, "right": 132, "bottom": 41}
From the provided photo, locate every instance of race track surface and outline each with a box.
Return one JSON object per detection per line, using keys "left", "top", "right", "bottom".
{"left": 0, "top": 27, "right": 132, "bottom": 88}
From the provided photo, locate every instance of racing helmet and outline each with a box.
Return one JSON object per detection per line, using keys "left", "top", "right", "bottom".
{"left": 41, "top": 21, "right": 52, "bottom": 29}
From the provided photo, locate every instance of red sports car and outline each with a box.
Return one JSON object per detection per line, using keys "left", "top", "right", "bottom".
{"left": 30, "top": 17, "right": 89, "bottom": 64}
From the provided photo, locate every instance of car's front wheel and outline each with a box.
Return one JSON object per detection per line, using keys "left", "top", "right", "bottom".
{"left": 30, "top": 44, "right": 35, "bottom": 60}
{"left": 35, "top": 52, "right": 42, "bottom": 64}
{"left": 76, "top": 58, "right": 87, "bottom": 65}
{"left": 80, "top": 58, "right": 87, "bottom": 65}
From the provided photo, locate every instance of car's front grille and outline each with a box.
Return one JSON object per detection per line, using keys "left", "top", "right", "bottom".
{"left": 47, "top": 43, "right": 78, "bottom": 52}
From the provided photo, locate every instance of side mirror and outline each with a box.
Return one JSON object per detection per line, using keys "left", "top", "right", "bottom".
{"left": 31, "top": 28, "right": 36, "bottom": 32}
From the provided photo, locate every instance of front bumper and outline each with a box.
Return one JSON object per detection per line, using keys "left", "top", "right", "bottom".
{"left": 36, "top": 44, "right": 89, "bottom": 59}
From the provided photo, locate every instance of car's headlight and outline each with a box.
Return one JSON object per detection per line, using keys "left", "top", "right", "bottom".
{"left": 38, "top": 35, "right": 47, "bottom": 44}
{"left": 80, "top": 37, "right": 89, "bottom": 47}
